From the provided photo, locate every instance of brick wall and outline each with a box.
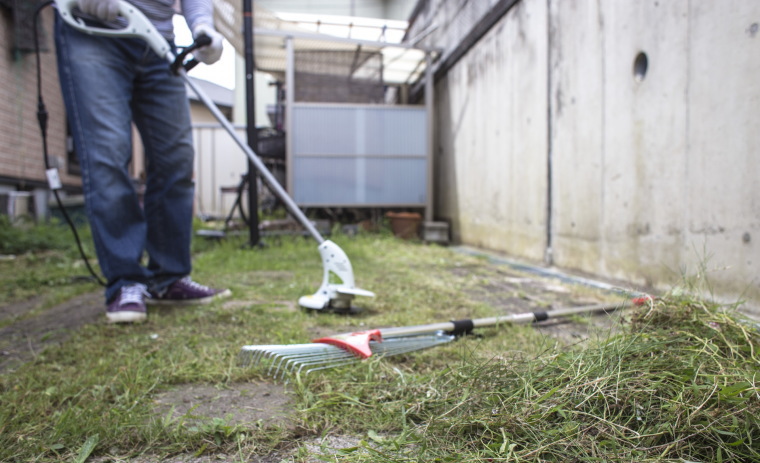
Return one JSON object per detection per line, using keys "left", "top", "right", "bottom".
{"left": 0, "top": 5, "right": 79, "bottom": 190}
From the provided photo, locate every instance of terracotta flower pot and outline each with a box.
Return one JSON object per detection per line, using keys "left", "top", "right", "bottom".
{"left": 386, "top": 212, "right": 422, "bottom": 240}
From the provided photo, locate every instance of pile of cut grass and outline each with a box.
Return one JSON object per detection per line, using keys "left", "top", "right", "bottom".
{"left": 300, "top": 296, "right": 760, "bottom": 462}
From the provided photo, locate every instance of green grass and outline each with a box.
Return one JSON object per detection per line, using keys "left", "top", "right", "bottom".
{"left": 0, "top": 217, "right": 102, "bottom": 326}
{"left": 0, "top": 216, "right": 76, "bottom": 256}
{"left": 1, "top": 219, "right": 758, "bottom": 462}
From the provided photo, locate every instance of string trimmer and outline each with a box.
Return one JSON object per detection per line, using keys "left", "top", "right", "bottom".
{"left": 241, "top": 296, "right": 653, "bottom": 378}
{"left": 55, "top": 0, "right": 374, "bottom": 312}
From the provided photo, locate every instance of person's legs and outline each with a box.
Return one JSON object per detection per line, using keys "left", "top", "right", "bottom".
{"left": 57, "top": 16, "right": 229, "bottom": 312}
{"left": 130, "top": 48, "right": 195, "bottom": 294}
{"left": 55, "top": 17, "right": 152, "bottom": 304}
{"left": 131, "top": 41, "right": 230, "bottom": 305}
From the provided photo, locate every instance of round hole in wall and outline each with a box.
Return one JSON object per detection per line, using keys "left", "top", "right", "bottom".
{"left": 633, "top": 52, "right": 649, "bottom": 82}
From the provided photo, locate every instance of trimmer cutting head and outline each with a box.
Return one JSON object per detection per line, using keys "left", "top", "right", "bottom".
{"left": 298, "top": 240, "right": 375, "bottom": 312}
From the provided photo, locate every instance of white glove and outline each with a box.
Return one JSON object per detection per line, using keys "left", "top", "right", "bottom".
{"left": 79, "top": 0, "right": 120, "bottom": 22}
{"left": 192, "top": 24, "right": 224, "bottom": 65}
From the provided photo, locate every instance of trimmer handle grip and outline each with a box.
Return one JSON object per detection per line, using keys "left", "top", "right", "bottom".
{"left": 193, "top": 34, "right": 213, "bottom": 48}
{"left": 170, "top": 35, "right": 212, "bottom": 74}
{"left": 55, "top": 0, "right": 172, "bottom": 62}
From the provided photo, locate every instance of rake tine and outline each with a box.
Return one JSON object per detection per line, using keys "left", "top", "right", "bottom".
{"left": 241, "top": 344, "right": 309, "bottom": 374}
{"left": 279, "top": 348, "right": 355, "bottom": 378}
{"left": 269, "top": 350, "right": 297, "bottom": 377}
{"left": 301, "top": 359, "right": 361, "bottom": 376}
{"left": 240, "top": 344, "right": 280, "bottom": 366}
{"left": 262, "top": 346, "right": 298, "bottom": 376}
{"left": 268, "top": 344, "right": 337, "bottom": 377}
{"left": 297, "top": 356, "right": 360, "bottom": 376}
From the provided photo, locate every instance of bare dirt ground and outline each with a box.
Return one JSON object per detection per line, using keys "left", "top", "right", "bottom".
{"left": 1, "top": 247, "right": 653, "bottom": 462}
{"left": 0, "top": 291, "right": 103, "bottom": 372}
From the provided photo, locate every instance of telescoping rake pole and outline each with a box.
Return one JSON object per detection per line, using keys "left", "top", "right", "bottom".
{"left": 241, "top": 296, "right": 653, "bottom": 379}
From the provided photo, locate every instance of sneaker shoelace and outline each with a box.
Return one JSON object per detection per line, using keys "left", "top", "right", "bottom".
{"left": 120, "top": 284, "right": 148, "bottom": 306}
{"left": 178, "top": 277, "right": 211, "bottom": 291}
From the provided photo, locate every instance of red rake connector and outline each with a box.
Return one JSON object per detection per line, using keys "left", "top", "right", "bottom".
{"left": 312, "top": 329, "right": 383, "bottom": 359}
{"left": 631, "top": 295, "right": 655, "bottom": 306}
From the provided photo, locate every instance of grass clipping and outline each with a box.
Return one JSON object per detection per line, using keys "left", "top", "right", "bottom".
{"left": 408, "top": 297, "right": 760, "bottom": 461}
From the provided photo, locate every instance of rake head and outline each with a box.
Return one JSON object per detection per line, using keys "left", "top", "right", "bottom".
{"left": 240, "top": 331, "right": 455, "bottom": 379}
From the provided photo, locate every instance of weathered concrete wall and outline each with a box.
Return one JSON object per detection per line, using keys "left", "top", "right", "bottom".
{"left": 409, "top": 0, "right": 504, "bottom": 54}
{"left": 550, "top": 0, "right": 760, "bottom": 303}
{"left": 683, "top": 1, "right": 760, "bottom": 302}
{"left": 413, "top": 0, "right": 760, "bottom": 306}
{"left": 434, "top": 0, "right": 548, "bottom": 261}
{"left": 547, "top": 0, "right": 605, "bottom": 273}
{"left": 550, "top": 0, "right": 692, "bottom": 283}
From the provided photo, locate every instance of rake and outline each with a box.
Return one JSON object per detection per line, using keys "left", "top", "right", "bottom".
{"left": 241, "top": 296, "right": 652, "bottom": 378}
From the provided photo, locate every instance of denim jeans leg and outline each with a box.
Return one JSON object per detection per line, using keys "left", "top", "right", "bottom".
{"left": 132, "top": 54, "right": 195, "bottom": 292}
{"left": 55, "top": 18, "right": 153, "bottom": 303}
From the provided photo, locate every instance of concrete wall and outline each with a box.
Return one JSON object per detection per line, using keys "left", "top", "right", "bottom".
{"left": 550, "top": 0, "right": 759, "bottom": 303}
{"left": 684, "top": 1, "right": 760, "bottom": 303}
{"left": 434, "top": 0, "right": 549, "bottom": 262}
{"left": 413, "top": 0, "right": 760, "bottom": 306}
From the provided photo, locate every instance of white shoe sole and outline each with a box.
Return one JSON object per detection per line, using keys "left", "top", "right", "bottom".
{"left": 106, "top": 310, "right": 148, "bottom": 324}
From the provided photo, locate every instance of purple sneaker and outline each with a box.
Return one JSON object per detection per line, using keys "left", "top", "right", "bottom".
{"left": 106, "top": 284, "right": 148, "bottom": 324}
{"left": 148, "top": 277, "right": 231, "bottom": 306}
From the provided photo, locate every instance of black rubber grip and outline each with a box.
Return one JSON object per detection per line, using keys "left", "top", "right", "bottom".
{"left": 194, "top": 34, "right": 212, "bottom": 47}
{"left": 533, "top": 311, "right": 549, "bottom": 322}
{"left": 171, "top": 35, "right": 213, "bottom": 74}
{"left": 448, "top": 319, "right": 475, "bottom": 336}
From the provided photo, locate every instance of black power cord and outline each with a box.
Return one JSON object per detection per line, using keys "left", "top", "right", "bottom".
{"left": 33, "top": 1, "right": 107, "bottom": 287}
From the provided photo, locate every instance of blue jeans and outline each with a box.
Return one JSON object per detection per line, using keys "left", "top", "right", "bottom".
{"left": 55, "top": 16, "right": 195, "bottom": 303}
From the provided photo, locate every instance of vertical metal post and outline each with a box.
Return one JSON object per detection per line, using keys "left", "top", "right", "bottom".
{"left": 424, "top": 51, "right": 434, "bottom": 223}
{"left": 243, "top": 0, "right": 260, "bottom": 246}
{"left": 285, "top": 36, "right": 295, "bottom": 194}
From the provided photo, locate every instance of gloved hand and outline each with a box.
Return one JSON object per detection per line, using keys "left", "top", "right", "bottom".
{"left": 192, "top": 24, "right": 224, "bottom": 65}
{"left": 79, "top": 0, "right": 120, "bottom": 22}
